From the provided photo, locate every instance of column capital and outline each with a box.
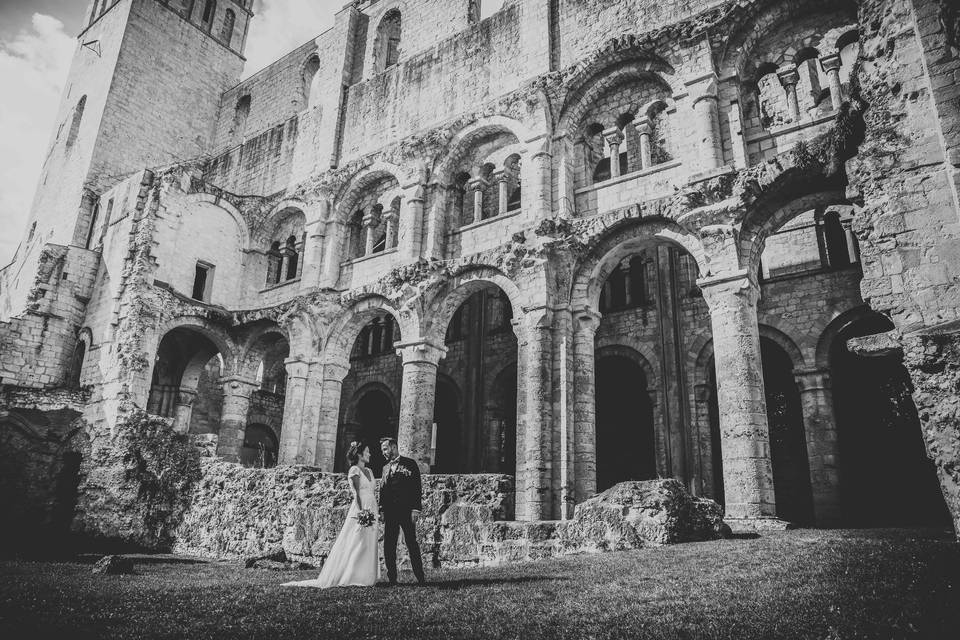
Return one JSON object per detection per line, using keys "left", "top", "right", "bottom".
{"left": 219, "top": 376, "right": 258, "bottom": 395}
{"left": 395, "top": 340, "right": 447, "bottom": 366}
{"left": 793, "top": 367, "right": 832, "bottom": 392}
{"left": 777, "top": 65, "right": 800, "bottom": 87}
{"left": 492, "top": 169, "right": 511, "bottom": 184}
{"left": 284, "top": 356, "right": 318, "bottom": 380}
{"left": 636, "top": 118, "right": 653, "bottom": 136}
{"left": 697, "top": 270, "right": 760, "bottom": 309}
{"left": 574, "top": 308, "right": 603, "bottom": 334}
{"left": 819, "top": 54, "right": 842, "bottom": 73}
{"left": 321, "top": 357, "right": 351, "bottom": 382}
{"left": 468, "top": 177, "right": 489, "bottom": 192}
{"left": 361, "top": 209, "right": 381, "bottom": 228}
{"left": 601, "top": 126, "right": 624, "bottom": 146}
{"left": 175, "top": 388, "right": 199, "bottom": 406}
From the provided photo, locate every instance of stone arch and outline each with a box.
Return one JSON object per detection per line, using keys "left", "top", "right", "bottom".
{"left": 739, "top": 189, "right": 847, "bottom": 273}
{"left": 758, "top": 324, "right": 807, "bottom": 369}
{"left": 323, "top": 295, "right": 417, "bottom": 367}
{"left": 344, "top": 381, "right": 398, "bottom": 423}
{"left": 301, "top": 54, "right": 321, "bottom": 109}
{"left": 335, "top": 163, "right": 404, "bottom": 221}
{"left": 432, "top": 116, "right": 534, "bottom": 186}
{"left": 237, "top": 323, "right": 290, "bottom": 380}
{"left": 594, "top": 343, "right": 657, "bottom": 390}
{"left": 422, "top": 267, "right": 525, "bottom": 345}
{"left": 182, "top": 193, "right": 251, "bottom": 255}
{"left": 814, "top": 304, "right": 878, "bottom": 368}
{"left": 571, "top": 218, "right": 707, "bottom": 313}
{"left": 152, "top": 316, "right": 237, "bottom": 374}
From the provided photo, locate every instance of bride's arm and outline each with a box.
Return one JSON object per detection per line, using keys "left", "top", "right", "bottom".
{"left": 349, "top": 468, "right": 364, "bottom": 511}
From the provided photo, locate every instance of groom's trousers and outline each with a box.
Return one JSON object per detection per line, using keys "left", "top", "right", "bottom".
{"left": 383, "top": 508, "right": 425, "bottom": 583}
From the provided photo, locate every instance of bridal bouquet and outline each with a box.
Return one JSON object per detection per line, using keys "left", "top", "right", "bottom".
{"left": 355, "top": 509, "right": 376, "bottom": 527}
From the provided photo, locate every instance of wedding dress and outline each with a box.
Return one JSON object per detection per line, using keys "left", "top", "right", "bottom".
{"left": 282, "top": 465, "right": 380, "bottom": 588}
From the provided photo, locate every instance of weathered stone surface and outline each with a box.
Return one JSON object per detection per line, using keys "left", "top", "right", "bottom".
{"left": 92, "top": 555, "right": 134, "bottom": 575}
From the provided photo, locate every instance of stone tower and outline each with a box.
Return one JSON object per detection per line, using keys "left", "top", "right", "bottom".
{"left": 0, "top": 0, "right": 251, "bottom": 318}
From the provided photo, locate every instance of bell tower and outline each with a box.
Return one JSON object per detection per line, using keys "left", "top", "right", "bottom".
{"left": 0, "top": 0, "right": 252, "bottom": 317}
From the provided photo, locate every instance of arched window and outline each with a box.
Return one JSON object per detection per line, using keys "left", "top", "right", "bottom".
{"left": 220, "top": 9, "right": 236, "bottom": 46}
{"left": 232, "top": 94, "right": 251, "bottom": 138}
{"left": 351, "top": 315, "right": 396, "bottom": 359}
{"left": 349, "top": 209, "right": 366, "bottom": 259}
{"left": 599, "top": 256, "right": 647, "bottom": 313}
{"left": 302, "top": 55, "right": 321, "bottom": 108}
{"left": 69, "top": 339, "right": 87, "bottom": 389}
{"left": 66, "top": 96, "right": 87, "bottom": 150}
{"left": 201, "top": 0, "right": 217, "bottom": 32}
{"left": 375, "top": 10, "right": 402, "bottom": 72}
{"left": 284, "top": 236, "right": 299, "bottom": 280}
{"left": 177, "top": 0, "right": 195, "bottom": 20}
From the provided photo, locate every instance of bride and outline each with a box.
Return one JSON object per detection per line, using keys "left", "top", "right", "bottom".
{"left": 283, "top": 441, "right": 380, "bottom": 588}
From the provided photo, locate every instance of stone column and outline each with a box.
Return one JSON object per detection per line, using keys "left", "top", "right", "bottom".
{"left": 819, "top": 54, "right": 844, "bottom": 111}
{"left": 529, "top": 144, "right": 552, "bottom": 221}
{"left": 399, "top": 185, "right": 424, "bottom": 261}
{"left": 727, "top": 102, "right": 749, "bottom": 170}
{"left": 216, "top": 376, "right": 258, "bottom": 462}
{"left": 794, "top": 367, "right": 842, "bottom": 525}
{"left": 313, "top": 358, "right": 351, "bottom": 471}
{"left": 320, "top": 221, "right": 345, "bottom": 288}
{"left": 687, "top": 75, "right": 723, "bottom": 172}
{"left": 468, "top": 178, "right": 487, "bottom": 224}
{"left": 637, "top": 119, "right": 653, "bottom": 170}
{"left": 777, "top": 66, "right": 801, "bottom": 121}
{"left": 602, "top": 127, "right": 624, "bottom": 178}
{"left": 572, "top": 309, "right": 601, "bottom": 503}
{"left": 362, "top": 209, "right": 381, "bottom": 256}
{"left": 382, "top": 206, "right": 399, "bottom": 251}
{"left": 172, "top": 388, "right": 197, "bottom": 434}
{"left": 278, "top": 357, "right": 310, "bottom": 465}
{"left": 514, "top": 310, "right": 554, "bottom": 521}
{"left": 493, "top": 169, "right": 510, "bottom": 216}
{"left": 396, "top": 341, "right": 447, "bottom": 473}
{"left": 698, "top": 273, "right": 778, "bottom": 525}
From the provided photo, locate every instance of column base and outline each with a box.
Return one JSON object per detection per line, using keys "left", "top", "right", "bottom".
{"left": 724, "top": 517, "right": 796, "bottom": 534}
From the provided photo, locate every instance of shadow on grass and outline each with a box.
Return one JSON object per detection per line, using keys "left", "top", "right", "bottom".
{"left": 429, "top": 575, "right": 565, "bottom": 590}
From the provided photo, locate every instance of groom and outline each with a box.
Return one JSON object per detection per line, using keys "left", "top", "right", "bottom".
{"left": 379, "top": 437, "right": 426, "bottom": 586}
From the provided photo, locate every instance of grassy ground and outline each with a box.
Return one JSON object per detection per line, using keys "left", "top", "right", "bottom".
{"left": 0, "top": 528, "right": 957, "bottom": 640}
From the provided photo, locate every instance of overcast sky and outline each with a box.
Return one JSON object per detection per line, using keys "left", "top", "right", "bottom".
{"left": 0, "top": 0, "right": 346, "bottom": 267}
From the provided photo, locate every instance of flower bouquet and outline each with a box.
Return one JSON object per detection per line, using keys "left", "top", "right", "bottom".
{"left": 355, "top": 508, "right": 376, "bottom": 528}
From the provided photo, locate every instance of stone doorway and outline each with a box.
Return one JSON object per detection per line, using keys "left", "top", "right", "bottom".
{"left": 595, "top": 353, "right": 656, "bottom": 492}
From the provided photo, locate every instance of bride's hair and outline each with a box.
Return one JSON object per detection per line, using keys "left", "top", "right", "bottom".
{"left": 347, "top": 441, "right": 367, "bottom": 466}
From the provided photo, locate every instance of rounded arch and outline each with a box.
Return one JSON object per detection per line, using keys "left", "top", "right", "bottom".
{"left": 739, "top": 190, "right": 847, "bottom": 273}
{"left": 323, "top": 295, "right": 416, "bottom": 367}
{"left": 152, "top": 316, "right": 237, "bottom": 373}
{"left": 572, "top": 218, "right": 707, "bottom": 313}
{"left": 182, "top": 193, "right": 251, "bottom": 254}
{"left": 432, "top": 116, "right": 534, "bottom": 186}
{"left": 238, "top": 323, "right": 290, "bottom": 378}
{"left": 594, "top": 343, "right": 657, "bottom": 389}
{"left": 557, "top": 57, "right": 679, "bottom": 136}
{"left": 422, "top": 267, "right": 525, "bottom": 345}
{"left": 334, "top": 163, "right": 405, "bottom": 224}
{"left": 758, "top": 324, "right": 807, "bottom": 369}
{"left": 814, "top": 304, "right": 884, "bottom": 368}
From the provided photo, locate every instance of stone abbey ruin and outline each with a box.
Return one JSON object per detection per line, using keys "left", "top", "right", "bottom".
{"left": 1, "top": 0, "right": 958, "bottom": 563}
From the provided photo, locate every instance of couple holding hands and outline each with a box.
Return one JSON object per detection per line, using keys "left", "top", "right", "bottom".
{"left": 284, "top": 438, "right": 426, "bottom": 589}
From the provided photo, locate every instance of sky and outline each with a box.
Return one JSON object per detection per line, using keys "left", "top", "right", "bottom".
{"left": 0, "top": 0, "right": 345, "bottom": 267}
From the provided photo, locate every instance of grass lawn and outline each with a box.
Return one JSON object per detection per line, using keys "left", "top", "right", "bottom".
{"left": 0, "top": 528, "right": 957, "bottom": 639}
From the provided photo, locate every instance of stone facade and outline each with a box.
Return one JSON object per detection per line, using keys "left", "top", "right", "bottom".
{"left": 1, "top": 0, "right": 958, "bottom": 559}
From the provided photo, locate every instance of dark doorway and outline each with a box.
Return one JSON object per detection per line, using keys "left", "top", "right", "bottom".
{"left": 240, "top": 424, "right": 278, "bottom": 469}
{"left": 353, "top": 389, "right": 396, "bottom": 477}
{"left": 488, "top": 364, "right": 517, "bottom": 475}
{"left": 433, "top": 378, "right": 462, "bottom": 473}
{"left": 761, "top": 338, "right": 814, "bottom": 525}
{"left": 595, "top": 354, "right": 656, "bottom": 492}
{"left": 832, "top": 314, "right": 951, "bottom": 527}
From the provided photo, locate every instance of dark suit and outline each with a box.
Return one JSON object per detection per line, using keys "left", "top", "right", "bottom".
{"left": 380, "top": 455, "right": 425, "bottom": 584}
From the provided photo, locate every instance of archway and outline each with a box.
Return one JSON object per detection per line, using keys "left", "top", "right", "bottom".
{"left": 595, "top": 354, "right": 656, "bottom": 491}
{"left": 240, "top": 424, "right": 279, "bottom": 469}
{"left": 342, "top": 388, "right": 396, "bottom": 477}
{"left": 432, "top": 377, "right": 463, "bottom": 473}
{"left": 761, "top": 337, "right": 814, "bottom": 525}
{"left": 831, "top": 314, "right": 951, "bottom": 527}
{"left": 438, "top": 283, "right": 518, "bottom": 473}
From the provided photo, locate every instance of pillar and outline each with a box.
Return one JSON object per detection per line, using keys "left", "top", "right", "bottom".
{"left": 514, "top": 310, "right": 554, "bottom": 520}
{"left": 687, "top": 75, "right": 723, "bottom": 172}
{"left": 278, "top": 358, "right": 311, "bottom": 465}
{"left": 399, "top": 185, "right": 425, "bottom": 261}
{"left": 382, "top": 207, "right": 399, "bottom": 251}
{"left": 172, "top": 388, "right": 197, "bottom": 434}
{"left": 396, "top": 341, "right": 447, "bottom": 473}
{"left": 216, "top": 376, "right": 258, "bottom": 462}
{"left": 494, "top": 169, "right": 510, "bottom": 216}
{"left": 819, "top": 54, "right": 844, "bottom": 111}
{"left": 602, "top": 127, "right": 624, "bottom": 178}
{"left": 637, "top": 119, "right": 652, "bottom": 170}
{"left": 468, "top": 178, "right": 487, "bottom": 224}
{"left": 312, "top": 358, "right": 350, "bottom": 470}
{"left": 698, "top": 273, "right": 778, "bottom": 524}
{"left": 362, "top": 208, "right": 381, "bottom": 256}
{"left": 572, "top": 309, "right": 601, "bottom": 503}
{"left": 794, "top": 367, "right": 842, "bottom": 525}
{"left": 527, "top": 138, "right": 552, "bottom": 221}
{"left": 777, "top": 66, "right": 801, "bottom": 121}
{"left": 320, "top": 220, "right": 345, "bottom": 288}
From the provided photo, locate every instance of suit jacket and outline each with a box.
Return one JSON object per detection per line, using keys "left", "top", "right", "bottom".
{"left": 379, "top": 456, "right": 423, "bottom": 513}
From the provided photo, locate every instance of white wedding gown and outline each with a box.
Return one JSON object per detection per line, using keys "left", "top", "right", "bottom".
{"left": 283, "top": 465, "right": 380, "bottom": 588}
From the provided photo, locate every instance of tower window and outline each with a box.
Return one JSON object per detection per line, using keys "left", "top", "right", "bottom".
{"left": 201, "top": 1, "right": 216, "bottom": 32}
{"left": 375, "top": 10, "right": 403, "bottom": 73}
{"left": 66, "top": 96, "right": 87, "bottom": 150}
{"left": 220, "top": 9, "right": 236, "bottom": 47}
{"left": 192, "top": 262, "right": 214, "bottom": 302}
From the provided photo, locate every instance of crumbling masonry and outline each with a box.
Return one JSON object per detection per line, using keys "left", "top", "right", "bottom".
{"left": 1, "top": 0, "right": 958, "bottom": 559}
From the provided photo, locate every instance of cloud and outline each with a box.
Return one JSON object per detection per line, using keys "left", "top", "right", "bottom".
{"left": 243, "top": 0, "right": 340, "bottom": 79}
{"left": 0, "top": 13, "right": 74, "bottom": 267}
